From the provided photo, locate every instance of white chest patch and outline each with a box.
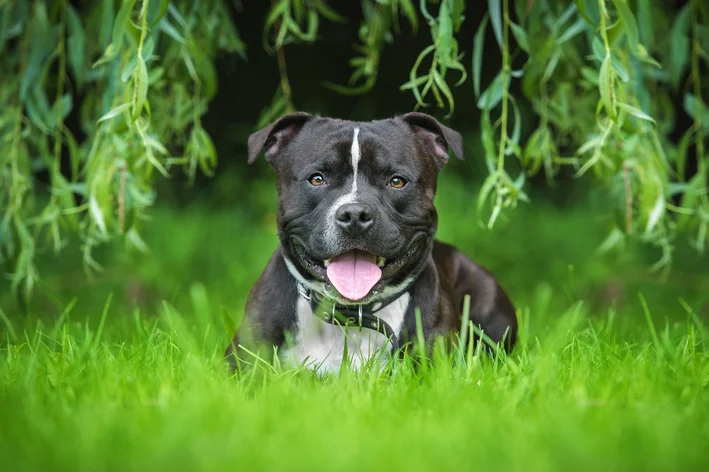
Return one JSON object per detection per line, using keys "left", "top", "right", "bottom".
{"left": 279, "top": 292, "right": 410, "bottom": 375}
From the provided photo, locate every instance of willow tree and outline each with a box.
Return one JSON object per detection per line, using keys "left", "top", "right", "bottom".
{"left": 1, "top": 0, "right": 707, "bottom": 296}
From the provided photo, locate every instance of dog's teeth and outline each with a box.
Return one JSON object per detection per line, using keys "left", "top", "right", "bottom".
{"left": 324, "top": 259, "right": 330, "bottom": 267}
{"left": 377, "top": 257, "right": 386, "bottom": 267}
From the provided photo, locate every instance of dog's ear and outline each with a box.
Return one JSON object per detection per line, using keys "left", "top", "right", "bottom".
{"left": 247, "top": 112, "right": 313, "bottom": 164}
{"left": 400, "top": 112, "right": 463, "bottom": 170}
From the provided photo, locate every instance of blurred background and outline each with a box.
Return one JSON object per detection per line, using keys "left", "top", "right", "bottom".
{"left": 0, "top": 0, "right": 707, "bottom": 338}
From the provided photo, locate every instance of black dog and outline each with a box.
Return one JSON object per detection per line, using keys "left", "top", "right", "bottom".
{"left": 226, "top": 112, "right": 517, "bottom": 374}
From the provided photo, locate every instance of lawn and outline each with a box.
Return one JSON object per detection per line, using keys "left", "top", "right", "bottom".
{"left": 1, "top": 174, "right": 709, "bottom": 471}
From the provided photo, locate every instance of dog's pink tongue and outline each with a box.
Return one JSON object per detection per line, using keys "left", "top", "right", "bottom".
{"left": 326, "top": 250, "right": 382, "bottom": 301}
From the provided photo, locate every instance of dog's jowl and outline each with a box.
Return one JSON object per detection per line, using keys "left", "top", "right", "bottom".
{"left": 226, "top": 112, "right": 518, "bottom": 374}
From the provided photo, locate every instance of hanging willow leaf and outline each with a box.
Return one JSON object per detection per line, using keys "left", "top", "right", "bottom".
{"left": 611, "top": 0, "right": 640, "bottom": 54}
{"left": 617, "top": 103, "right": 656, "bottom": 124}
{"left": 599, "top": 55, "right": 616, "bottom": 119}
{"left": 95, "top": 0, "right": 137, "bottom": 67}
{"left": 148, "top": 0, "right": 170, "bottom": 27}
{"left": 477, "top": 71, "right": 506, "bottom": 110}
{"left": 487, "top": 0, "right": 502, "bottom": 49}
{"left": 645, "top": 193, "right": 665, "bottom": 236}
{"left": 555, "top": 18, "right": 587, "bottom": 45}
{"left": 89, "top": 194, "right": 107, "bottom": 234}
{"left": 66, "top": 5, "right": 86, "bottom": 88}
{"left": 98, "top": 103, "right": 131, "bottom": 122}
{"left": 509, "top": 21, "right": 529, "bottom": 52}
{"left": 669, "top": 5, "right": 691, "bottom": 89}
{"left": 473, "top": 14, "right": 489, "bottom": 99}
{"left": 132, "top": 55, "right": 148, "bottom": 120}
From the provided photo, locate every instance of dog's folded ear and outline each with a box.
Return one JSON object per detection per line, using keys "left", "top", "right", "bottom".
{"left": 248, "top": 112, "right": 313, "bottom": 164}
{"left": 400, "top": 112, "right": 464, "bottom": 170}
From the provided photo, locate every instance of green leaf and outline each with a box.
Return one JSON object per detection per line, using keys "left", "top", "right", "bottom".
{"left": 451, "top": 0, "right": 466, "bottom": 32}
{"left": 142, "top": 35, "right": 155, "bottom": 62}
{"left": 617, "top": 103, "right": 656, "bottom": 124}
{"left": 432, "top": 70, "right": 455, "bottom": 118}
{"left": 507, "top": 97, "right": 521, "bottom": 156}
{"left": 98, "top": 103, "right": 131, "bottom": 122}
{"left": 611, "top": 0, "right": 639, "bottom": 54}
{"left": 635, "top": 44, "right": 661, "bottom": 69}
{"left": 159, "top": 18, "right": 187, "bottom": 44}
{"left": 610, "top": 55, "right": 629, "bottom": 82}
{"left": 553, "top": 3, "right": 579, "bottom": 30}
{"left": 194, "top": 127, "right": 218, "bottom": 176}
{"left": 121, "top": 56, "right": 137, "bottom": 83}
{"left": 126, "top": 227, "right": 150, "bottom": 253}
{"left": 167, "top": 4, "right": 188, "bottom": 28}
{"left": 25, "top": 89, "right": 50, "bottom": 132}
{"left": 66, "top": 6, "right": 87, "bottom": 88}
{"left": 678, "top": 175, "right": 704, "bottom": 229}
{"left": 0, "top": 4, "right": 13, "bottom": 49}
{"left": 401, "top": 44, "right": 435, "bottom": 107}
{"left": 555, "top": 18, "right": 587, "bottom": 45}
{"left": 477, "top": 72, "right": 506, "bottom": 110}
{"left": 675, "top": 128, "right": 693, "bottom": 181}
{"left": 21, "top": 21, "right": 58, "bottom": 101}
{"left": 580, "top": 66, "right": 599, "bottom": 86}
{"left": 477, "top": 172, "right": 498, "bottom": 213}
{"left": 100, "top": 0, "right": 115, "bottom": 48}
{"left": 599, "top": 55, "right": 616, "bottom": 119}
{"left": 591, "top": 37, "right": 605, "bottom": 62}
{"left": 645, "top": 194, "right": 665, "bottom": 236}
{"left": 472, "top": 15, "right": 488, "bottom": 99}
{"left": 399, "top": 0, "right": 419, "bottom": 34}
{"left": 597, "top": 226, "right": 625, "bottom": 253}
{"left": 89, "top": 195, "right": 107, "bottom": 234}
{"left": 132, "top": 55, "right": 148, "bottom": 120}
{"left": 63, "top": 127, "right": 81, "bottom": 180}
{"left": 509, "top": 22, "right": 529, "bottom": 52}
{"left": 575, "top": 0, "right": 594, "bottom": 25}
{"left": 148, "top": 0, "right": 170, "bottom": 27}
{"left": 313, "top": 1, "right": 347, "bottom": 23}
{"left": 683, "top": 94, "right": 709, "bottom": 129}
{"left": 637, "top": 0, "right": 653, "bottom": 46}
{"left": 53, "top": 94, "right": 73, "bottom": 123}
{"left": 111, "top": 0, "right": 137, "bottom": 56}
{"left": 480, "top": 112, "right": 496, "bottom": 172}
{"left": 669, "top": 5, "right": 690, "bottom": 89}
{"left": 542, "top": 52, "right": 560, "bottom": 81}
{"left": 487, "top": 0, "right": 502, "bottom": 49}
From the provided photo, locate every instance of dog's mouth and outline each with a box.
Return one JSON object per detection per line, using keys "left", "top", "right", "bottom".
{"left": 290, "top": 235, "right": 427, "bottom": 301}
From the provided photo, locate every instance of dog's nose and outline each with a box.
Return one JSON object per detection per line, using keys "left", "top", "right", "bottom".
{"left": 335, "top": 203, "right": 375, "bottom": 233}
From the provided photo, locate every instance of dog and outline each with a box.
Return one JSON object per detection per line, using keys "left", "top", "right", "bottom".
{"left": 226, "top": 112, "right": 517, "bottom": 374}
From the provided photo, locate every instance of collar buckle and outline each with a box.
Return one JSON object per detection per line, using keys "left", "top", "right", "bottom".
{"left": 298, "top": 284, "right": 311, "bottom": 301}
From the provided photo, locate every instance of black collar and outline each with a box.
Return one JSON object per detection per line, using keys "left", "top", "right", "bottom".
{"left": 297, "top": 284, "right": 403, "bottom": 350}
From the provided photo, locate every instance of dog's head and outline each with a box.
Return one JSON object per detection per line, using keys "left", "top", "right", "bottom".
{"left": 248, "top": 112, "right": 463, "bottom": 304}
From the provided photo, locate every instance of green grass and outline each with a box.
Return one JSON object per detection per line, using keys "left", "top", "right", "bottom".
{"left": 2, "top": 174, "right": 709, "bottom": 471}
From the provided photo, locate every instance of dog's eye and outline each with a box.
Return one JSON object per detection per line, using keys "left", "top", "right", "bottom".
{"left": 309, "top": 173, "right": 325, "bottom": 186}
{"left": 389, "top": 176, "right": 407, "bottom": 189}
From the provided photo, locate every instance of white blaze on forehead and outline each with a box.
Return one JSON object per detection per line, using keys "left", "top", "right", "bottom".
{"left": 350, "top": 127, "right": 360, "bottom": 194}
{"left": 324, "top": 126, "right": 362, "bottom": 248}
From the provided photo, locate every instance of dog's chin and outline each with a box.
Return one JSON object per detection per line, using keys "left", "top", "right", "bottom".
{"left": 287, "top": 233, "right": 429, "bottom": 304}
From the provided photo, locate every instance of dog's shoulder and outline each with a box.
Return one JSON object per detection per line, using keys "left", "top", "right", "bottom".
{"left": 431, "top": 239, "right": 489, "bottom": 281}
{"left": 431, "top": 239, "right": 517, "bottom": 346}
{"left": 243, "top": 246, "right": 299, "bottom": 346}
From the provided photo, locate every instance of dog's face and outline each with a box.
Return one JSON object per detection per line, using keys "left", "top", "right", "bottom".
{"left": 248, "top": 112, "right": 463, "bottom": 304}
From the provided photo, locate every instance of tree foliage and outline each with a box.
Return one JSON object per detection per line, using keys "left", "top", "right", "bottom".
{"left": 1, "top": 0, "right": 708, "bottom": 296}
